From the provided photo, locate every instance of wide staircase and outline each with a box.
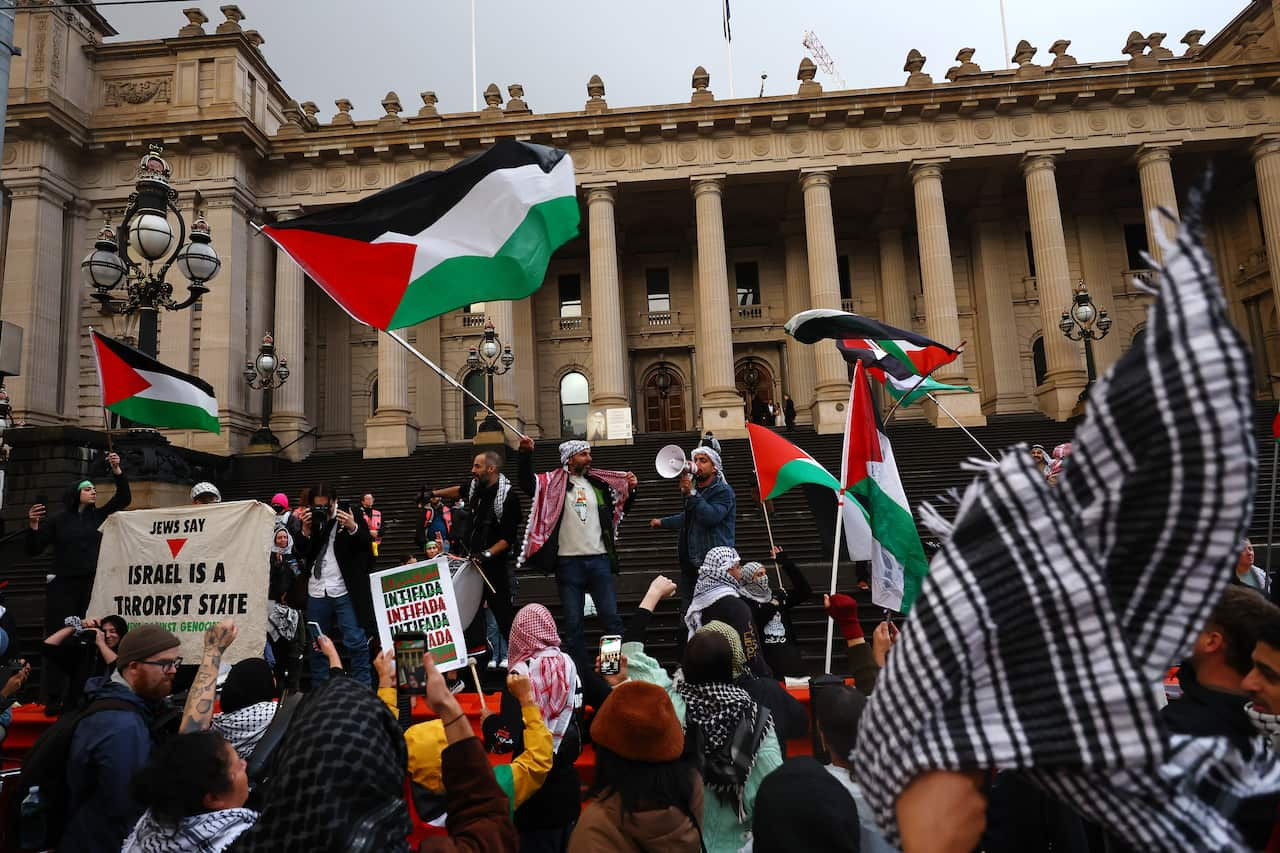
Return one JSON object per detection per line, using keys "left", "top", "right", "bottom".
{"left": 221, "top": 411, "right": 1085, "bottom": 674}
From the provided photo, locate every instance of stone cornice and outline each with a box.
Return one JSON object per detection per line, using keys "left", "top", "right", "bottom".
{"left": 84, "top": 32, "right": 285, "bottom": 92}
{"left": 262, "top": 61, "right": 1279, "bottom": 160}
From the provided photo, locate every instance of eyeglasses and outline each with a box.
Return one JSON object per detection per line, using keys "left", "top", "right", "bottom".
{"left": 138, "top": 657, "right": 183, "bottom": 672}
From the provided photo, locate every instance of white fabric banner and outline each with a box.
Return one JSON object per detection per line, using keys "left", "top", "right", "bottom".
{"left": 88, "top": 500, "right": 275, "bottom": 665}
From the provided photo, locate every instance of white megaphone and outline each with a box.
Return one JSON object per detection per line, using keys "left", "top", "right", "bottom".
{"left": 655, "top": 444, "right": 691, "bottom": 479}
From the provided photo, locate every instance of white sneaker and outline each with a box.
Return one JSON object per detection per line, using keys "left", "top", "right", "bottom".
{"left": 499, "top": 658, "right": 509, "bottom": 669}
{"left": 486, "top": 659, "right": 498, "bottom": 670}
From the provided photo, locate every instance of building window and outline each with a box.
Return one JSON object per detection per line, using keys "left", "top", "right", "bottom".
{"left": 462, "top": 370, "right": 486, "bottom": 439}
{"left": 1122, "top": 224, "right": 1151, "bottom": 270}
{"left": 560, "top": 372, "right": 589, "bottom": 438}
{"left": 1032, "top": 337, "right": 1047, "bottom": 387}
{"left": 1024, "top": 232, "right": 1037, "bottom": 279}
{"left": 735, "top": 261, "right": 760, "bottom": 306}
{"left": 370, "top": 378, "right": 379, "bottom": 414}
{"left": 646, "top": 267, "right": 671, "bottom": 313}
{"left": 838, "top": 255, "right": 852, "bottom": 302}
{"left": 558, "top": 273, "right": 582, "bottom": 318}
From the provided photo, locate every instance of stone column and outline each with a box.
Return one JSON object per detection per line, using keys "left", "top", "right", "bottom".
{"left": 318, "top": 303, "right": 353, "bottom": 449}
{"left": 411, "top": 317, "right": 447, "bottom": 445}
{"left": 586, "top": 183, "right": 630, "bottom": 441}
{"left": 1136, "top": 143, "right": 1181, "bottom": 265}
{"left": 969, "top": 208, "right": 1031, "bottom": 413}
{"left": 691, "top": 175, "right": 746, "bottom": 436}
{"left": 1022, "top": 152, "right": 1087, "bottom": 419}
{"left": 364, "top": 329, "right": 418, "bottom": 458}
{"left": 0, "top": 179, "right": 70, "bottom": 424}
{"left": 192, "top": 192, "right": 253, "bottom": 453}
{"left": 801, "top": 168, "right": 851, "bottom": 433}
{"left": 1254, "top": 136, "right": 1280, "bottom": 334}
{"left": 269, "top": 210, "right": 314, "bottom": 460}
{"left": 60, "top": 201, "right": 92, "bottom": 422}
{"left": 781, "top": 223, "right": 816, "bottom": 424}
{"left": 876, "top": 217, "right": 913, "bottom": 331}
{"left": 512, "top": 296, "right": 542, "bottom": 438}
{"left": 909, "top": 160, "right": 986, "bottom": 426}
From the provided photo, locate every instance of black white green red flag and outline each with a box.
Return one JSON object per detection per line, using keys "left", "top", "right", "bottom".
{"left": 262, "top": 141, "right": 579, "bottom": 330}
{"left": 842, "top": 362, "right": 929, "bottom": 613}
{"left": 786, "top": 308, "right": 966, "bottom": 405}
{"left": 91, "top": 330, "right": 220, "bottom": 434}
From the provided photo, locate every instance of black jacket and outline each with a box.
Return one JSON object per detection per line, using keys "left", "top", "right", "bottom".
{"left": 25, "top": 472, "right": 132, "bottom": 578}
{"left": 516, "top": 448, "right": 636, "bottom": 575}
{"left": 702, "top": 594, "right": 771, "bottom": 678}
{"left": 298, "top": 511, "right": 375, "bottom": 629}
{"left": 746, "top": 552, "right": 813, "bottom": 679}
{"left": 456, "top": 478, "right": 521, "bottom": 575}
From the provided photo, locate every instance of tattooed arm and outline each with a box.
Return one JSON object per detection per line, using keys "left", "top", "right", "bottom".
{"left": 179, "top": 618, "right": 238, "bottom": 734}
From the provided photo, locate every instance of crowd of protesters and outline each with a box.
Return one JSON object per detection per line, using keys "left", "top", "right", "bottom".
{"left": 10, "top": 351, "right": 1280, "bottom": 851}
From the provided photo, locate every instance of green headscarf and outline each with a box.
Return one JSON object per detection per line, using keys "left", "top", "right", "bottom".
{"left": 697, "top": 620, "right": 745, "bottom": 680}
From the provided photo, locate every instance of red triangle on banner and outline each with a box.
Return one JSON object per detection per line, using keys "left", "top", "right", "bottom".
{"left": 93, "top": 333, "right": 152, "bottom": 406}
{"left": 166, "top": 538, "right": 187, "bottom": 558}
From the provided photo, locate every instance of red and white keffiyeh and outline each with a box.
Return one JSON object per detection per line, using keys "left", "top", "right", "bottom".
{"left": 508, "top": 604, "right": 578, "bottom": 750}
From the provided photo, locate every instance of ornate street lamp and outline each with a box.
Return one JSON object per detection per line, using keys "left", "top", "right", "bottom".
{"left": 465, "top": 321, "right": 514, "bottom": 433}
{"left": 653, "top": 363, "right": 675, "bottom": 398}
{"left": 1059, "top": 281, "right": 1112, "bottom": 402}
{"left": 82, "top": 144, "right": 220, "bottom": 357}
{"left": 243, "top": 333, "right": 290, "bottom": 446}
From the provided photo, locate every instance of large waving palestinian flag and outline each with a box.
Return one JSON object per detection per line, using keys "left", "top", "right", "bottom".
{"left": 262, "top": 141, "right": 579, "bottom": 330}
{"left": 837, "top": 339, "right": 971, "bottom": 406}
{"left": 843, "top": 362, "right": 929, "bottom": 613}
{"left": 91, "top": 331, "right": 220, "bottom": 433}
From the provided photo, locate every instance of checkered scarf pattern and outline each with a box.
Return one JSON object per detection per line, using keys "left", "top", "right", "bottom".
{"left": 228, "top": 676, "right": 410, "bottom": 853}
{"left": 855, "top": 183, "right": 1280, "bottom": 851}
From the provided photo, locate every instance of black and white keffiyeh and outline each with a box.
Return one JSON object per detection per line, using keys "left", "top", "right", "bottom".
{"left": 678, "top": 680, "right": 761, "bottom": 752}
{"left": 685, "top": 546, "right": 741, "bottom": 638}
{"left": 855, "top": 182, "right": 1280, "bottom": 851}
{"left": 212, "top": 701, "right": 278, "bottom": 760}
{"left": 123, "top": 807, "right": 258, "bottom": 853}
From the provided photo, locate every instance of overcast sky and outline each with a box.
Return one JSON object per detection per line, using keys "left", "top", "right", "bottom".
{"left": 101, "top": 0, "right": 1237, "bottom": 120}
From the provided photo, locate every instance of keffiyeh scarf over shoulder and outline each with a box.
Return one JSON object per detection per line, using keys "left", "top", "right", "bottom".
{"left": 518, "top": 443, "right": 634, "bottom": 568}
{"left": 856, "top": 182, "right": 1280, "bottom": 851}
{"left": 685, "top": 546, "right": 740, "bottom": 638}
{"left": 507, "top": 603, "right": 579, "bottom": 750}
{"left": 124, "top": 807, "right": 258, "bottom": 853}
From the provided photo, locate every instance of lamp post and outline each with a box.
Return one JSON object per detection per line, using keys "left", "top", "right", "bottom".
{"left": 81, "top": 144, "right": 221, "bottom": 358}
{"left": 243, "top": 333, "right": 290, "bottom": 447}
{"left": 465, "top": 321, "right": 514, "bottom": 434}
{"left": 1059, "top": 281, "right": 1112, "bottom": 402}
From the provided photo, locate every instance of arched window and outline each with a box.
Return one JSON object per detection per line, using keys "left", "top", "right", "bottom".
{"left": 1032, "top": 337, "right": 1048, "bottom": 387}
{"left": 370, "top": 378, "right": 379, "bottom": 414}
{"left": 1130, "top": 326, "right": 1146, "bottom": 354}
{"left": 462, "top": 371, "right": 486, "bottom": 439}
{"left": 560, "top": 372, "right": 589, "bottom": 438}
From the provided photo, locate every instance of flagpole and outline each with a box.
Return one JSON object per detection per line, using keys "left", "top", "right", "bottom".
{"left": 722, "top": 0, "right": 735, "bottom": 99}
{"left": 882, "top": 341, "right": 967, "bottom": 424}
{"left": 924, "top": 392, "right": 997, "bottom": 462}
{"left": 386, "top": 331, "right": 524, "bottom": 439}
{"left": 470, "top": 0, "right": 477, "bottom": 112}
{"left": 759, "top": 498, "right": 784, "bottom": 589}
{"left": 824, "top": 491, "right": 845, "bottom": 674}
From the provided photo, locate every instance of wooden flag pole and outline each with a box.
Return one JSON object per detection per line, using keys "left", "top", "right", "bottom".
{"left": 466, "top": 657, "right": 486, "bottom": 697}
{"left": 760, "top": 499, "right": 784, "bottom": 589}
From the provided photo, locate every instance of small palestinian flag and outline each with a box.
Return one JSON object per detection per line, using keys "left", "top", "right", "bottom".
{"left": 842, "top": 362, "right": 929, "bottom": 613}
{"left": 262, "top": 141, "right": 579, "bottom": 330}
{"left": 837, "top": 339, "right": 971, "bottom": 407}
{"left": 91, "top": 330, "right": 220, "bottom": 433}
{"left": 746, "top": 423, "right": 871, "bottom": 562}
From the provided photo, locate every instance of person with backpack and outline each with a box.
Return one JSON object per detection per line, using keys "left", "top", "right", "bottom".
{"left": 597, "top": 574, "right": 784, "bottom": 853}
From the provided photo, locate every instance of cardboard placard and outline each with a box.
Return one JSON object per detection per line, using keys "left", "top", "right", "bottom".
{"left": 370, "top": 557, "right": 467, "bottom": 674}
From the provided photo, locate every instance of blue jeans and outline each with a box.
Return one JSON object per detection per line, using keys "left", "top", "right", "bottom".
{"left": 307, "top": 594, "right": 371, "bottom": 686}
{"left": 557, "top": 555, "right": 623, "bottom": 661}
{"left": 485, "top": 607, "right": 507, "bottom": 663}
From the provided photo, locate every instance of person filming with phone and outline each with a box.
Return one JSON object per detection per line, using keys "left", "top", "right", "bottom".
{"left": 296, "top": 483, "right": 375, "bottom": 687}
{"left": 26, "top": 450, "right": 131, "bottom": 705}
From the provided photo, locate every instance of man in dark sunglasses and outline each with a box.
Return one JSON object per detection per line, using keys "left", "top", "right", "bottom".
{"left": 60, "top": 623, "right": 184, "bottom": 852}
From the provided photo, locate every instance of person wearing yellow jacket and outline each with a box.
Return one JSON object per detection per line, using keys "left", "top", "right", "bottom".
{"left": 379, "top": 671, "right": 554, "bottom": 820}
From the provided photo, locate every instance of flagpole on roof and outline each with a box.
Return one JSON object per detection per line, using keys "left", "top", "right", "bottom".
{"left": 470, "top": 0, "right": 478, "bottom": 112}
{"left": 722, "top": 0, "right": 735, "bottom": 98}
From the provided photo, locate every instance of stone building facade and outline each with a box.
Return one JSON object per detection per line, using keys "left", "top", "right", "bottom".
{"left": 1, "top": 1, "right": 1278, "bottom": 459}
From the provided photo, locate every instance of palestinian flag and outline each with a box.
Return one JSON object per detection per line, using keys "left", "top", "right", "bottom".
{"left": 786, "top": 307, "right": 962, "bottom": 381}
{"left": 746, "top": 423, "right": 871, "bottom": 562}
{"left": 262, "top": 141, "right": 579, "bottom": 330}
{"left": 838, "top": 339, "right": 971, "bottom": 407}
{"left": 91, "top": 330, "right": 220, "bottom": 433}
{"left": 842, "top": 362, "right": 929, "bottom": 613}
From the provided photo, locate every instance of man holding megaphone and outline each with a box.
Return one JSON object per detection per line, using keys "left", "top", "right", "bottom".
{"left": 649, "top": 446, "right": 737, "bottom": 619}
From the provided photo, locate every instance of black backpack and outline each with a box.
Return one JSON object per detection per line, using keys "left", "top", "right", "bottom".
{"left": 5, "top": 697, "right": 143, "bottom": 850}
